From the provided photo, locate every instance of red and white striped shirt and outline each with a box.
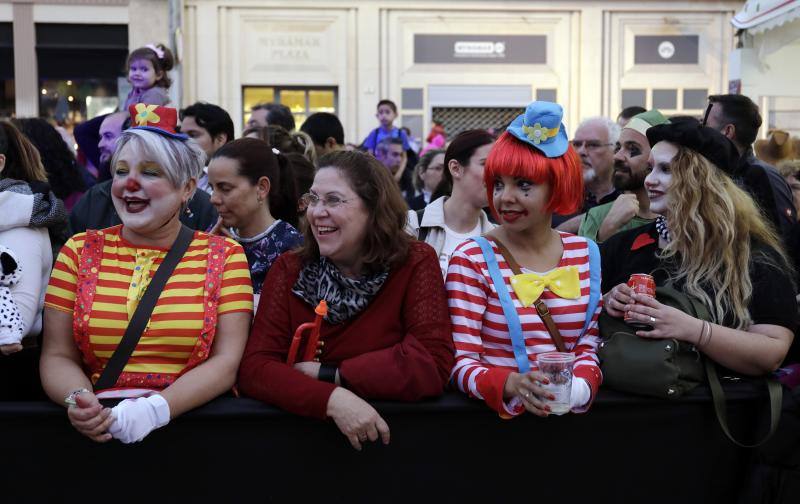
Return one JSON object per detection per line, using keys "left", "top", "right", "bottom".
{"left": 445, "top": 233, "right": 602, "bottom": 417}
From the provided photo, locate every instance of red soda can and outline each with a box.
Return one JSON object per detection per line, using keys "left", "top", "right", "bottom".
{"left": 624, "top": 273, "right": 655, "bottom": 327}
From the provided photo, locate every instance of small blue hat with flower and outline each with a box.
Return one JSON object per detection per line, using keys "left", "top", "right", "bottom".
{"left": 506, "top": 101, "right": 569, "bottom": 158}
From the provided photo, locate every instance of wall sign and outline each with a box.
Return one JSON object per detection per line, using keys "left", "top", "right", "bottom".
{"left": 634, "top": 35, "right": 699, "bottom": 64}
{"left": 414, "top": 34, "right": 546, "bottom": 64}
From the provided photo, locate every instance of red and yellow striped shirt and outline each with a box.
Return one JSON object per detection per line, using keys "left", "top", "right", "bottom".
{"left": 45, "top": 225, "right": 253, "bottom": 390}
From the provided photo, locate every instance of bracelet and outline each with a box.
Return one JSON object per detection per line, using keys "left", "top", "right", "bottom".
{"left": 318, "top": 364, "right": 338, "bottom": 384}
{"left": 63, "top": 388, "right": 90, "bottom": 406}
{"left": 695, "top": 320, "right": 706, "bottom": 346}
{"left": 698, "top": 321, "right": 713, "bottom": 347}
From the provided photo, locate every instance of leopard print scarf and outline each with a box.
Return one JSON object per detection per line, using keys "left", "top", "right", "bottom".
{"left": 292, "top": 257, "right": 389, "bottom": 325}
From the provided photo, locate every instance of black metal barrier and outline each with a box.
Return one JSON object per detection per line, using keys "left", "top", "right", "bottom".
{"left": 1, "top": 384, "right": 769, "bottom": 502}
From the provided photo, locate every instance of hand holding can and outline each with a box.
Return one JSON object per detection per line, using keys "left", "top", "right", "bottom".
{"left": 624, "top": 273, "right": 655, "bottom": 328}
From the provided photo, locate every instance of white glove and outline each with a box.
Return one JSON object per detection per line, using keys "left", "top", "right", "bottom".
{"left": 108, "top": 394, "right": 171, "bottom": 444}
{"left": 569, "top": 378, "right": 591, "bottom": 410}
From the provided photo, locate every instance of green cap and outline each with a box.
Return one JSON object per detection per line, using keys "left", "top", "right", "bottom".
{"left": 624, "top": 109, "right": 671, "bottom": 137}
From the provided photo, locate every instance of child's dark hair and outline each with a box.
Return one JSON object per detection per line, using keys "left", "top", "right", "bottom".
{"left": 377, "top": 99, "right": 397, "bottom": 114}
{"left": 211, "top": 138, "right": 299, "bottom": 227}
{"left": 127, "top": 44, "right": 175, "bottom": 88}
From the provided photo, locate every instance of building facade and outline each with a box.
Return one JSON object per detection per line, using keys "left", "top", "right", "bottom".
{"left": 3, "top": 0, "right": 743, "bottom": 141}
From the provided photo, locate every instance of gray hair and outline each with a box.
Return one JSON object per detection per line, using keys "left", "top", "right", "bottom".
{"left": 577, "top": 116, "right": 621, "bottom": 145}
{"left": 111, "top": 128, "right": 205, "bottom": 195}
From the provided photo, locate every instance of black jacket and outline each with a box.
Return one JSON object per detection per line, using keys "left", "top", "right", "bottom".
{"left": 68, "top": 180, "right": 218, "bottom": 236}
{"left": 734, "top": 148, "right": 797, "bottom": 246}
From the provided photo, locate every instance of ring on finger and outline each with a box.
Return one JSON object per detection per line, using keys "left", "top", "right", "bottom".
{"left": 649, "top": 316, "right": 656, "bottom": 323}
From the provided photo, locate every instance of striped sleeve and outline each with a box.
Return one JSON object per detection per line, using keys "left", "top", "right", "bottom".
{"left": 445, "top": 243, "right": 522, "bottom": 418}
{"left": 44, "top": 234, "right": 84, "bottom": 314}
{"left": 571, "top": 251, "right": 603, "bottom": 412}
{"left": 218, "top": 238, "right": 254, "bottom": 315}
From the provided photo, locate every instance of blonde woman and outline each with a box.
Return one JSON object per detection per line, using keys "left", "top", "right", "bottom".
{"left": 602, "top": 121, "right": 795, "bottom": 375}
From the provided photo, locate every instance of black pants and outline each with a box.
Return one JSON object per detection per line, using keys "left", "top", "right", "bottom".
{"left": 0, "top": 346, "right": 46, "bottom": 401}
{"left": 740, "top": 385, "right": 800, "bottom": 503}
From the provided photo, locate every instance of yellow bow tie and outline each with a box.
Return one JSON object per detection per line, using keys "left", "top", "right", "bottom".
{"left": 509, "top": 267, "right": 580, "bottom": 307}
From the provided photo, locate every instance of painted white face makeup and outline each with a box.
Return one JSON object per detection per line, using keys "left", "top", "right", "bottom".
{"left": 644, "top": 141, "right": 679, "bottom": 217}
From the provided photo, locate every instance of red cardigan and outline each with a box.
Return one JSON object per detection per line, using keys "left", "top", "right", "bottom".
{"left": 238, "top": 241, "right": 455, "bottom": 419}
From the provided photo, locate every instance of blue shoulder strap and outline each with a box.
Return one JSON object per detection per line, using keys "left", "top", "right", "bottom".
{"left": 581, "top": 238, "right": 602, "bottom": 337}
{"left": 472, "top": 236, "right": 530, "bottom": 373}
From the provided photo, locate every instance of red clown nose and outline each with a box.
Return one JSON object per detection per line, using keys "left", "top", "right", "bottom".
{"left": 125, "top": 178, "right": 141, "bottom": 192}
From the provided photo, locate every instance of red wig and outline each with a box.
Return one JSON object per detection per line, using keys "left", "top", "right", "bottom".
{"left": 484, "top": 131, "right": 583, "bottom": 217}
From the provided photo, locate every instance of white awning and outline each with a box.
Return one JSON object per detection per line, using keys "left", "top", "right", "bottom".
{"left": 732, "top": 0, "right": 800, "bottom": 34}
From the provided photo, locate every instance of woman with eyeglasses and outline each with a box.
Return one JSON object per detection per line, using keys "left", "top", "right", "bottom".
{"left": 207, "top": 138, "right": 303, "bottom": 307}
{"left": 238, "top": 150, "right": 454, "bottom": 450}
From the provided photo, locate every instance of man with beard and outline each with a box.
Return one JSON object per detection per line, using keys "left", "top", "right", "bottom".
{"left": 97, "top": 111, "right": 129, "bottom": 177}
{"left": 579, "top": 109, "right": 669, "bottom": 242}
{"left": 704, "top": 94, "right": 796, "bottom": 246}
{"left": 555, "top": 117, "right": 620, "bottom": 231}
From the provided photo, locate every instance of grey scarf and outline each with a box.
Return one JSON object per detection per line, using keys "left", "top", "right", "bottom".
{"left": 0, "top": 178, "right": 68, "bottom": 229}
{"left": 292, "top": 257, "right": 388, "bottom": 325}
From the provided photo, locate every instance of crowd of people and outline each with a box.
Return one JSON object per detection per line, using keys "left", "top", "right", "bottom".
{"left": 0, "top": 44, "right": 799, "bottom": 490}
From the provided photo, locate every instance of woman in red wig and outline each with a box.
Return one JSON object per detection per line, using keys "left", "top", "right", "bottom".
{"left": 445, "top": 101, "right": 603, "bottom": 418}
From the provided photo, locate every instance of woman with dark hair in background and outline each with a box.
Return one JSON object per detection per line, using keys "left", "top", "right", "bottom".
{"left": 407, "top": 148, "right": 445, "bottom": 211}
{"left": 406, "top": 129, "right": 496, "bottom": 277}
{"left": 12, "top": 118, "right": 88, "bottom": 211}
{"left": 238, "top": 150, "right": 453, "bottom": 450}
{"left": 208, "top": 138, "right": 303, "bottom": 306}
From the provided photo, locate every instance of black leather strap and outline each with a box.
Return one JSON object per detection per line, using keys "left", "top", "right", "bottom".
{"left": 318, "top": 364, "right": 338, "bottom": 384}
{"left": 93, "top": 225, "right": 195, "bottom": 391}
{"left": 705, "top": 357, "right": 782, "bottom": 448}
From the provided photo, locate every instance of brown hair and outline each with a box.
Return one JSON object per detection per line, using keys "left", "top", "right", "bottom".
{"left": 127, "top": 44, "right": 175, "bottom": 88}
{"left": 243, "top": 125, "right": 317, "bottom": 165}
{"left": 299, "top": 150, "right": 412, "bottom": 273}
{"left": 0, "top": 121, "right": 48, "bottom": 183}
{"left": 434, "top": 129, "right": 495, "bottom": 198}
{"left": 211, "top": 138, "right": 299, "bottom": 227}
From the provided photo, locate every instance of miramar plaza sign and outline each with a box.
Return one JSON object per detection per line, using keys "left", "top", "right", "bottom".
{"left": 414, "top": 34, "right": 547, "bottom": 64}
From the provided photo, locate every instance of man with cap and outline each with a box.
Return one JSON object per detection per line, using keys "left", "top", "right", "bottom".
{"left": 704, "top": 94, "right": 796, "bottom": 246}
{"left": 578, "top": 109, "right": 670, "bottom": 242}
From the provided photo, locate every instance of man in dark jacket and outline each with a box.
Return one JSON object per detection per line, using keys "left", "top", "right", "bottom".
{"left": 69, "top": 112, "right": 217, "bottom": 235}
{"left": 704, "top": 94, "right": 796, "bottom": 245}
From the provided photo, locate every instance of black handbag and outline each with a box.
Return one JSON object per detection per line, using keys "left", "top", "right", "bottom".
{"left": 599, "top": 285, "right": 782, "bottom": 447}
{"left": 599, "top": 286, "right": 707, "bottom": 399}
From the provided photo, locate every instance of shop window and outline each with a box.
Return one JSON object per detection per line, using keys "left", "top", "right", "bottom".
{"left": 621, "top": 89, "right": 647, "bottom": 109}
{"left": 242, "top": 86, "right": 337, "bottom": 129}
{"left": 0, "top": 23, "right": 13, "bottom": 117}
{"left": 536, "top": 89, "right": 557, "bottom": 103}
{"left": 683, "top": 89, "right": 708, "bottom": 110}
{"left": 432, "top": 106, "right": 523, "bottom": 137}
{"left": 402, "top": 114, "right": 423, "bottom": 140}
{"left": 768, "top": 96, "right": 800, "bottom": 138}
{"left": 652, "top": 89, "right": 678, "bottom": 110}
{"left": 36, "top": 23, "right": 128, "bottom": 122}
{"left": 402, "top": 88, "right": 424, "bottom": 109}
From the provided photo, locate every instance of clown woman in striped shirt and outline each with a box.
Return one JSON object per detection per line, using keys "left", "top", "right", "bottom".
{"left": 445, "top": 101, "right": 603, "bottom": 418}
{"left": 41, "top": 105, "right": 253, "bottom": 444}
